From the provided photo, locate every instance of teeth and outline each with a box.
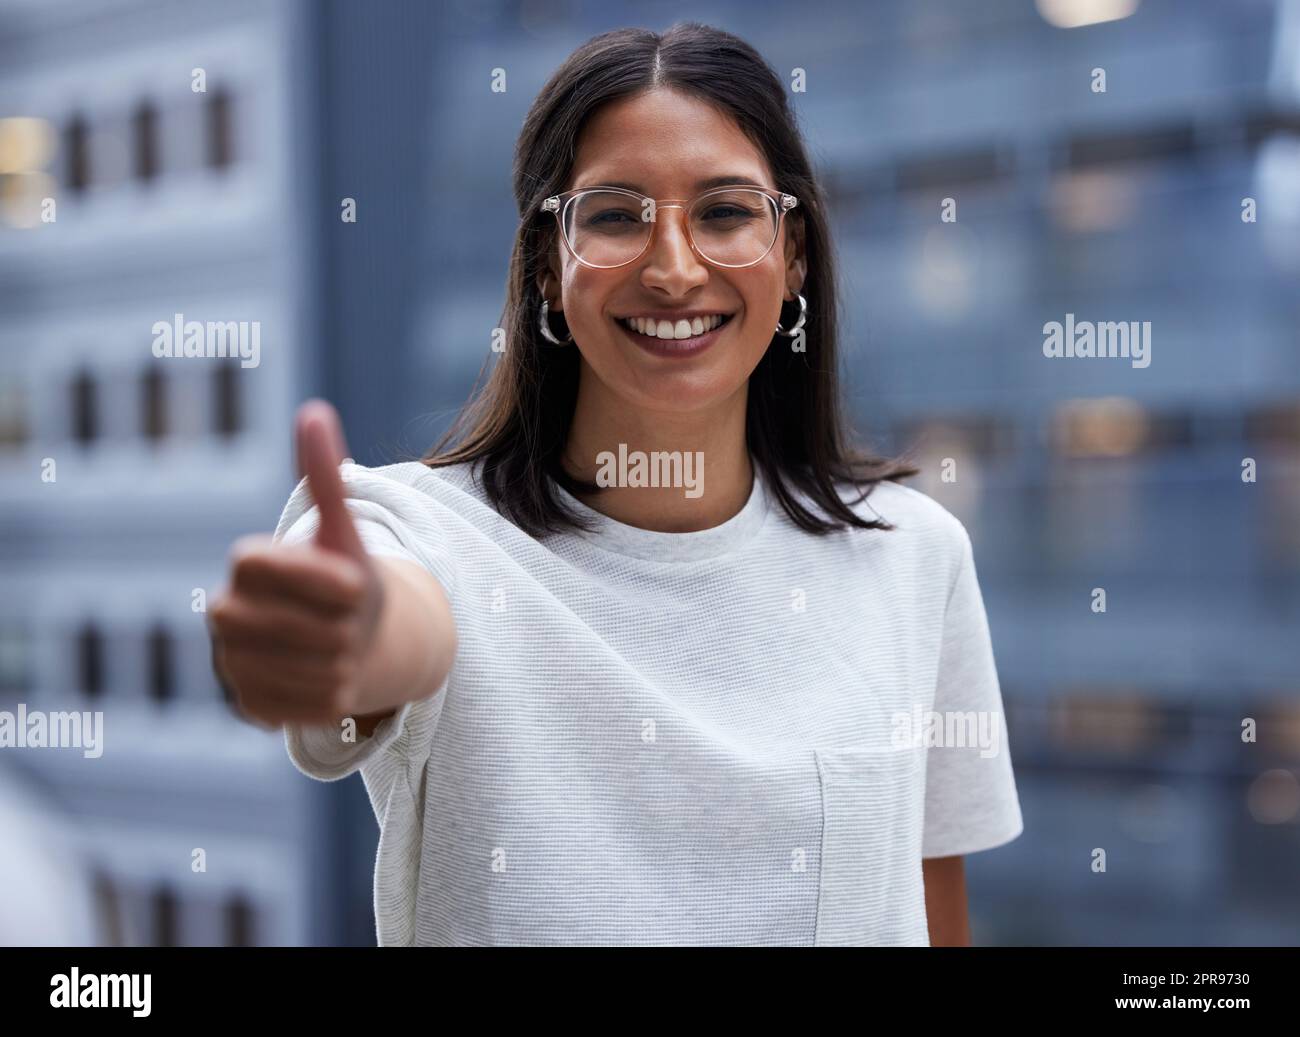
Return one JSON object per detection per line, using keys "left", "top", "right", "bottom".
{"left": 620, "top": 314, "right": 727, "bottom": 339}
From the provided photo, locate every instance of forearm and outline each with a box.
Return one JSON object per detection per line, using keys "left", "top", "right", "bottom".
{"left": 922, "top": 855, "right": 972, "bottom": 946}
{"left": 351, "top": 556, "right": 457, "bottom": 731}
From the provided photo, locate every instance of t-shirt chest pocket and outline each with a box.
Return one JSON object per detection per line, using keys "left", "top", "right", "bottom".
{"left": 812, "top": 746, "right": 928, "bottom": 946}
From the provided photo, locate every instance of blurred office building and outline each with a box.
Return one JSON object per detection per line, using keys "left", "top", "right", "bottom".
{"left": 1, "top": 0, "right": 1297, "bottom": 945}
{"left": 0, "top": 0, "right": 325, "bottom": 945}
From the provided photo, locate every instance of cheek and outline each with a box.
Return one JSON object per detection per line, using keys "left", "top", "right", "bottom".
{"left": 562, "top": 268, "right": 617, "bottom": 334}
{"left": 735, "top": 269, "right": 786, "bottom": 353}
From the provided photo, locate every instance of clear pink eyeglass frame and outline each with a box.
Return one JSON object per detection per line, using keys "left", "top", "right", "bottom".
{"left": 540, "top": 185, "right": 799, "bottom": 270}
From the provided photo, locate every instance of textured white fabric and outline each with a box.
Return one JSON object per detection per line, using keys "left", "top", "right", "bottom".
{"left": 273, "top": 459, "right": 1023, "bottom": 946}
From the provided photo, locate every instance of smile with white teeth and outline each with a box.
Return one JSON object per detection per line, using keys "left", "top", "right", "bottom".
{"left": 618, "top": 314, "right": 731, "bottom": 340}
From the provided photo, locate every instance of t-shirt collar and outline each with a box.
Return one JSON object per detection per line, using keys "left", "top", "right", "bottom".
{"left": 547, "top": 462, "right": 770, "bottom": 563}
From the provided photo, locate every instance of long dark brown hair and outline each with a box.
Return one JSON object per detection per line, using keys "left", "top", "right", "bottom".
{"left": 423, "top": 21, "right": 918, "bottom": 537}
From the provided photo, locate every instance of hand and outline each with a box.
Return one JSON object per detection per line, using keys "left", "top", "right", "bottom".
{"left": 208, "top": 399, "right": 386, "bottom": 728}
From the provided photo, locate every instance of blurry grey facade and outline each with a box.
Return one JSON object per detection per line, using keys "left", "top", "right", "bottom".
{"left": 0, "top": 0, "right": 323, "bottom": 945}
{"left": 1, "top": 0, "right": 1297, "bottom": 945}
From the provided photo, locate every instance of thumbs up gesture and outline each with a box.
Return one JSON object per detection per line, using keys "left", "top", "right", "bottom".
{"left": 209, "top": 400, "right": 386, "bottom": 728}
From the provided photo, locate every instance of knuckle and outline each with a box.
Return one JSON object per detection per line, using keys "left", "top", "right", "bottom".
{"left": 208, "top": 597, "right": 235, "bottom": 630}
{"left": 228, "top": 533, "right": 268, "bottom": 566}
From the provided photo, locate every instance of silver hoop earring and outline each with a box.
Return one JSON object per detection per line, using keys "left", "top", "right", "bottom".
{"left": 774, "top": 293, "right": 807, "bottom": 337}
{"left": 539, "top": 299, "right": 573, "bottom": 345}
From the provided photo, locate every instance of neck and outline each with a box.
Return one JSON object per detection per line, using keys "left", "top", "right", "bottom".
{"left": 562, "top": 373, "right": 753, "bottom": 533}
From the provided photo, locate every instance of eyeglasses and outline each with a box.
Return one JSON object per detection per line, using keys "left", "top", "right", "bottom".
{"left": 541, "top": 185, "right": 798, "bottom": 270}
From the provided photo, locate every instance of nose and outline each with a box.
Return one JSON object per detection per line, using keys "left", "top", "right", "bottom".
{"left": 639, "top": 204, "right": 709, "bottom": 294}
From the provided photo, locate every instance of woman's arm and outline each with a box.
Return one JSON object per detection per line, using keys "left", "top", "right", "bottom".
{"left": 922, "top": 855, "right": 972, "bottom": 946}
{"left": 352, "top": 555, "right": 457, "bottom": 737}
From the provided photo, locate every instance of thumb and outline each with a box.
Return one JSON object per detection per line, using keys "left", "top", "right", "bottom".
{"left": 295, "top": 399, "right": 367, "bottom": 561}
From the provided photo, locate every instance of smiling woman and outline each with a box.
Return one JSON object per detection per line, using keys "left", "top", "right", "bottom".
{"left": 212, "top": 21, "right": 1025, "bottom": 948}
{"left": 425, "top": 22, "right": 919, "bottom": 536}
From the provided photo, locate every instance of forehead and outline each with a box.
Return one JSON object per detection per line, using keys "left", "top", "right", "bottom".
{"left": 570, "top": 88, "right": 774, "bottom": 194}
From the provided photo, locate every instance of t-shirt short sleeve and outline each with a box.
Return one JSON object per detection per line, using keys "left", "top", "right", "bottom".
{"left": 273, "top": 464, "right": 454, "bottom": 579}
{"left": 268, "top": 462, "right": 456, "bottom": 786}
{"left": 921, "top": 525, "right": 1024, "bottom": 858}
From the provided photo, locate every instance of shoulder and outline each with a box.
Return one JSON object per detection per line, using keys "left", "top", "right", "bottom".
{"left": 339, "top": 459, "right": 478, "bottom": 495}
{"left": 828, "top": 476, "right": 973, "bottom": 589}
{"left": 843, "top": 478, "right": 969, "bottom": 547}
{"left": 274, "top": 459, "right": 483, "bottom": 535}
{"left": 317, "top": 459, "right": 493, "bottom": 516}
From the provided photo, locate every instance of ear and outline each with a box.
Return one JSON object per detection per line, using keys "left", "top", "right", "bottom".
{"left": 535, "top": 226, "right": 564, "bottom": 313}
{"left": 783, "top": 211, "right": 808, "bottom": 300}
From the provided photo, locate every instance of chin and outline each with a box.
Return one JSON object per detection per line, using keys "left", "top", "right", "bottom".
{"left": 626, "top": 370, "right": 747, "bottom": 415}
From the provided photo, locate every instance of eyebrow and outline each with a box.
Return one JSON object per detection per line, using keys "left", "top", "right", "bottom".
{"left": 574, "top": 175, "right": 768, "bottom": 193}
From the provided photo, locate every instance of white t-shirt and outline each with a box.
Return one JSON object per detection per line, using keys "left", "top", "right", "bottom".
{"left": 275, "top": 458, "right": 1023, "bottom": 946}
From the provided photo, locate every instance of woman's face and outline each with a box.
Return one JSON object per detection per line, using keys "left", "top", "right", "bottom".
{"left": 539, "top": 87, "right": 806, "bottom": 418}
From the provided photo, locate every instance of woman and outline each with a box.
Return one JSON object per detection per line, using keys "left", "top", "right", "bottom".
{"left": 209, "top": 22, "right": 1023, "bottom": 946}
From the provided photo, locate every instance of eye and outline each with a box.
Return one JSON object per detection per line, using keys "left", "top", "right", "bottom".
{"left": 700, "top": 204, "right": 757, "bottom": 222}
{"left": 587, "top": 209, "right": 638, "bottom": 225}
